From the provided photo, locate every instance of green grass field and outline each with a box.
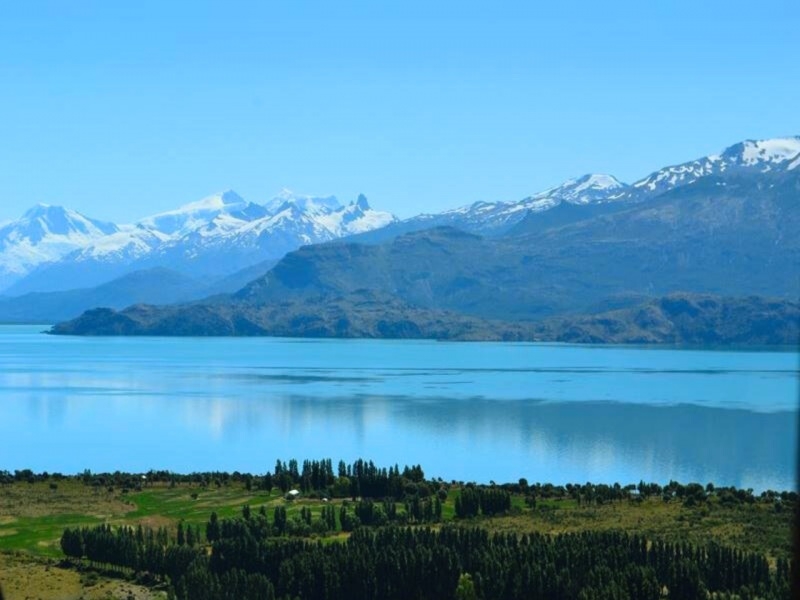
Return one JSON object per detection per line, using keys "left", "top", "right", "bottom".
{"left": 0, "top": 480, "right": 330, "bottom": 557}
{"left": 0, "top": 479, "right": 793, "bottom": 600}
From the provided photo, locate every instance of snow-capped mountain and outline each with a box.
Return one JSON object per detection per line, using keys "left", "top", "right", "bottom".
{"left": 358, "top": 172, "right": 630, "bottom": 239}
{"left": 2, "top": 190, "right": 396, "bottom": 295}
{"left": 264, "top": 188, "right": 341, "bottom": 214}
{"left": 138, "top": 192, "right": 396, "bottom": 279}
{"left": 2, "top": 135, "right": 797, "bottom": 296}
{"left": 256, "top": 192, "right": 391, "bottom": 240}
{"left": 624, "top": 136, "right": 800, "bottom": 199}
{"left": 139, "top": 189, "right": 259, "bottom": 236}
{"left": 359, "top": 135, "right": 800, "bottom": 242}
{"left": 435, "top": 173, "right": 628, "bottom": 232}
{"left": 66, "top": 190, "right": 268, "bottom": 266}
{"left": 474, "top": 136, "right": 800, "bottom": 226}
{"left": 0, "top": 204, "right": 118, "bottom": 291}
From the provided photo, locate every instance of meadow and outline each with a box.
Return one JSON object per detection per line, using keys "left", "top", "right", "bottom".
{"left": 0, "top": 473, "right": 793, "bottom": 600}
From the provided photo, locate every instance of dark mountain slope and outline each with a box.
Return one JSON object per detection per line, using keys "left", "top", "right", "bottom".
{"left": 233, "top": 171, "right": 799, "bottom": 321}
{"left": 506, "top": 173, "right": 799, "bottom": 303}
{"left": 235, "top": 227, "right": 538, "bottom": 316}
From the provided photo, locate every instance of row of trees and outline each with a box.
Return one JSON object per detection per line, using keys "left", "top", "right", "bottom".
{"left": 266, "top": 459, "right": 426, "bottom": 498}
{"left": 515, "top": 479, "right": 797, "bottom": 507}
{"left": 205, "top": 494, "right": 448, "bottom": 545}
{"left": 60, "top": 524, "right": 198, "bottom": 580}
{"left": 455, "top": 486, "right": 511, "bottom": 518}
{"left": 5, "top": 461, "right": 796, "bottom": 508}
{"left": 62, "top": 521, "right": 793, "bottom": 600}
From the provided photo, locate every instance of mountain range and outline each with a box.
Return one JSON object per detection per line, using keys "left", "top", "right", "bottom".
{"left": 0, "top": 190, "right": 395, "bottom": 296}
{"left": 3, "top": 135, "right": 800, "bottom": 343}
{"left": 348, "top": 136, "right": 800, "bottom": 243}
{"left": 161, "top": 135, "right": 800, "bottom": 318}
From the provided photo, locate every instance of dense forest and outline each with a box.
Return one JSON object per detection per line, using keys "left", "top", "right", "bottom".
{"left": 213, "top": 527, "right": 790, "bottom": 600}
{"left": 39, "top": 459, "right": 794, "bottom": 600}
{"left": 60, "top": 521, "right": 794, "bottom": 600}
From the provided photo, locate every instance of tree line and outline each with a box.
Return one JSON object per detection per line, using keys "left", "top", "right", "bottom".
{"left": 61, "top": 521, "right": 793, "bottom": 600}
{"left": 5, "top": 459, "right": 797, "bottom": 514}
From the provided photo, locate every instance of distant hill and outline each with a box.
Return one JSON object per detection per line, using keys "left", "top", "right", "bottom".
{"left": 532, "top": 294, "right": 799, "bottom": 345}
{"left": 0, "top": 268, "right": 210, "bottom": 323}
{"left": 201, "top": 258, "right": 280, "bottom": 298}
{"left": 48, "top": 289, "right": 495, "bottom": 338}
{"left": 50, "top": 292, "right": 798, "bottom": 345}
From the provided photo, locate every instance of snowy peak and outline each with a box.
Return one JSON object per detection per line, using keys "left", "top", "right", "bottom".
{"left": 722, "top": 137, "right": 800, "bottom": 167}
{"left": 428, "top": 173, "right": 630, "bottom": 235}
{"left": 631, "top": 135, "right": 800, "bottom": 197}
{"left": 162, "top": 189, "right": 246, "bottom": 212}
{"left": 2, "top": 204, "right": 117, "bottom": 247}
{"left": 218, "top": 189, "right": 246, "bottom": 205}
{"left": 252, "top": 192, "right": 395, "bottom": 239}
{"left": 264, "top": 189, "right": 342, "bottom": 215}
{"left": 328, "top": 194, "right": 396, "bottom": 235}
{"left": 569, "top": 173, "right": 625, "bottom": 192}
{"left": 0, "top": 204, "right": 120, "bottom": 287}
{"left": 138, "top": 189, "right": 252, "bottom": 236}
{"left": 530, "top": 173, "right": 628, "bottom": 205}
{"left": 22, "top": 202, "right": 60, "bottom": 220}
{"left": 355, "top": 193, "right": 370, "bottom": 211}
{"left": 13, "top": 204, "right": 118, "bottom": 241}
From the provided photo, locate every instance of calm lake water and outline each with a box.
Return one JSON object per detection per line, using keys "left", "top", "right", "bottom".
{"left": 0, "top": 325, "right": 797, "bottom": 491}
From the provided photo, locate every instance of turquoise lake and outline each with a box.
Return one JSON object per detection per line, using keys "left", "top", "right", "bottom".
{"left": 0, "top": 325, "right": 796, "bottom": 491}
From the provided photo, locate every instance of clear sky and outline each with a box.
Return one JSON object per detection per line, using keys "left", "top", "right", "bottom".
{"left": 0, "top": 1, "right": 797, "bottom": 223}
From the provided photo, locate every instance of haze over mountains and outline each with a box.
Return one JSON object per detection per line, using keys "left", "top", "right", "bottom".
{"left": 3, "top": 135, "right": 800, "bottom": 342}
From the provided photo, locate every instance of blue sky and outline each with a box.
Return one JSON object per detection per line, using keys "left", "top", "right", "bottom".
{"left": 0, "top": 1, "right": 797, "bottom": 222}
